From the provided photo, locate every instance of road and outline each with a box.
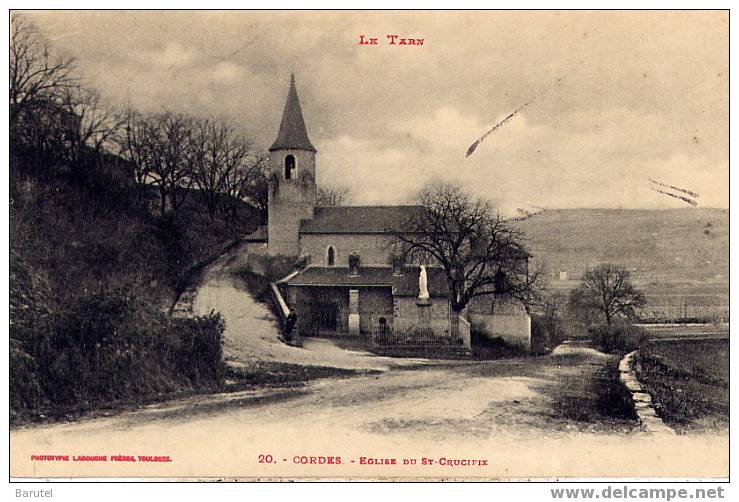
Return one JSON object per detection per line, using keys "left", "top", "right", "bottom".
{"left": 9, "top": 248, "right": 729, "bottom": 479}
{"left": 10, "top": 343, "right": 728, "bottom": 479}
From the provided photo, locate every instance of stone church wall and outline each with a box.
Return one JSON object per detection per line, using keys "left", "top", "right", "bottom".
{"left": 299, "top": 233, "right": 396, "bottom": 266}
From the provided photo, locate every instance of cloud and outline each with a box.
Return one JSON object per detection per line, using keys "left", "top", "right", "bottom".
{"left": 210, "top": 62, "right": 246, "bottom": 82}
{"left": 136, "top": 41, "right": 197, "bottom": 68}
{"left": 317, "top": 103, "right": 728, "bottom": 212}
{"left": 28, "top": 11, "right": 728, "bottom": 209}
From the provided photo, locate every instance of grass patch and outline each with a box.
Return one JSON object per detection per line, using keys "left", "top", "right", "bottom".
{"left": 224, "top": 362, "right": 365, "bottom": 389}
{"left": 471, "top": 334, "right": 528, "bottom": 359}
{"left": 637, "top": 339, "right": 729, "bottom": 432}
{"left": 543, "top": 355, "right": 638, "bottom": 427}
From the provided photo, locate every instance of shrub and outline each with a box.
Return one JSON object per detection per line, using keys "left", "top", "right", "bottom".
{"left": 531, "top": 312, "right": 565, "bottom": 355}
{"left": 9, "top": 342, "right": 44, "bottom": 414}
{"left": 470, "top": 321, "right": 527, "bottom": 358}
{"left": 170, "top": 313, "right": 226, "bottom": 385}
{"left": 588, "top": 322, "right": 650, "bottom": 354}
{"left": 9, "top": 289, "right": 226, "bottom": 417}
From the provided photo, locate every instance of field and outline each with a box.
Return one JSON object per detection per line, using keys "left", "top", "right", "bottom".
{"left": 636, "top": 338, "right": 729, "bottom": 433}
{"left": 518, "top": 208, "right": 729, "bottom": 322}
{"left": 517, "top": 208, "right": 729, "bottom": 284}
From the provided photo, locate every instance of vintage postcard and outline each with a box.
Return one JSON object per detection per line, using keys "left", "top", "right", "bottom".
{"left": 8, "top": 9, "right": 729, "bottom": 481}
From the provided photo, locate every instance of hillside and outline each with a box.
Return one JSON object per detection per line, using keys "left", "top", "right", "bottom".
{"left": 9, "top": 158, "right": 260, "bottom": 421}
{"left": 517, "top": 208, "right": 728, "bottom": 284}
{"left": 515, "top": 208, "right": 729, "bottom": 320}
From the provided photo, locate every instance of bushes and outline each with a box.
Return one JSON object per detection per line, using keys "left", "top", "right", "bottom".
{"left": 470, "top": 322, "right": 527, "bottom": 359}
{"left": 169, "top": 313, "right": 226, "bottom": 385}
{"left": 531, "top": 312, "right": 565, "bottom": 355}
{"left": 9, "top": 290, "right": 226, "bottom": 418}
{"left": 588, "top": 323, "right": 650, "bottom": 354}
{"left": 9, "top": 342, "right": 43, "bottom": 417}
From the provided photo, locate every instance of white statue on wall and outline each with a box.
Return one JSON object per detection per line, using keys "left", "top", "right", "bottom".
{"left": 418, "top": 265, "right": 430, "bottom": 300}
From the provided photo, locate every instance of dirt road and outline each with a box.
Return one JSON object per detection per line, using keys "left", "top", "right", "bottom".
{"left": 10, "top": 248, "right": 728, "bottom": 479}
{"left": 10, "top": 343, "right": 728, "bottom": 479}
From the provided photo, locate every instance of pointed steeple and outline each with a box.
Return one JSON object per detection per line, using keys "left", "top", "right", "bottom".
{"left": 269, "top": 74, "right": 317, "bottom": 152}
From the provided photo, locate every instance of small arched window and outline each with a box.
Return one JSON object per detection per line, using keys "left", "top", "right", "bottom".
{"left": 284, "top": 155, "right": 296, "bottom": 179}
{"left": 326, "top": 246, "right": 336, "bottom": 266}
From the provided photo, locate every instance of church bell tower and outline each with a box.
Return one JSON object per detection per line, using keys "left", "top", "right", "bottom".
{"left": 267, "top": 74, "right": 317, "bottom": 256}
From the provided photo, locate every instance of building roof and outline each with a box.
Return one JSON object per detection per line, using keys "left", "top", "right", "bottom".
{"left": 285, "top": 265, "right": 450, "bottom": 298}
{"left": 285, "top": 266, "right": 394, "bottom": 287}
{"left": 269, "top": 75, "right": 316, "bottom": 153}
{"left": 244, "top": 225, "right": 268, "bottom": 242}
{"left": 300, "top": 205, "right": 426, "bottom": 234}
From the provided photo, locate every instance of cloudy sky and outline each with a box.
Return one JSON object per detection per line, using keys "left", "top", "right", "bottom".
{"left": 28, "top": 10, "right": 728, "bottom": 212}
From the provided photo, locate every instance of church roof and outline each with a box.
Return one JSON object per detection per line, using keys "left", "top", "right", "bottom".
{"left": 300, "top": 205, "right": 426, "bottom": 234}
{"left": 284, "top": 265, "right": 450, "bottom": 297}
{"left": 269, "top": 75, "right": 316, "bottom": 153}
{"left": 285, "top": 266, "right": 393, "bottom": 287}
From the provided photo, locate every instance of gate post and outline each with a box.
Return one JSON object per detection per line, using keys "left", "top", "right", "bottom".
{"left": 348, "top": 289, "right": 360, "bottom": 335}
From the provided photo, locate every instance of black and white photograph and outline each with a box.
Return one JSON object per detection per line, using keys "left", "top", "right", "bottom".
{"left": 7, "top": 8, "right": 730, "bottom": 481}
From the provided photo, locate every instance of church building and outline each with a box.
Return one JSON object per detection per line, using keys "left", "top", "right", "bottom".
{"left": 245, "top": 76, "right": 531, "bottom": 350}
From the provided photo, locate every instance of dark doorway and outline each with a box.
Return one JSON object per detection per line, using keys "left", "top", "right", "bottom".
{"left": 312, "top": 303, "right": 338, "bottom": 333}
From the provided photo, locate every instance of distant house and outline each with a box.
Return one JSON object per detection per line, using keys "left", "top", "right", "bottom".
{"left": 245, "top": 76, "right": 531, "bottom": 350}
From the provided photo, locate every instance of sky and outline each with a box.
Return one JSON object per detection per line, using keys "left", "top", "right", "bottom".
{"left": 27, "top": 10, "right": 728, "bottom": 213}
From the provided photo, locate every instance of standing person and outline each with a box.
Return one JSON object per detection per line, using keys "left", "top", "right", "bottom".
{"left": 284, "top": 309, "right": 297, "bottom": 342}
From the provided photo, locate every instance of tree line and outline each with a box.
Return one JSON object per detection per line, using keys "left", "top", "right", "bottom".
{"left": 10, "top": 14, "right": 269, "bottom": 222}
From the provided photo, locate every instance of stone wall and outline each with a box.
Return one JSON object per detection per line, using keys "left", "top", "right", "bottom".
{"left": 267, "top": 148, "right": 316, "bottom": 256}
{"left": 299, "top": 233, "right": 396, "bottom": 266}
{"left": 468, "top": 312, "right": 531, "bottom": 349}
{"left": 393, "top": 296, "right": 452, "bottom": 338}
{"left": 619, "top": 351, "right": 674, "bottom": 434}
{"left": 358, "top": 287, "right": 394, "bottom": 334}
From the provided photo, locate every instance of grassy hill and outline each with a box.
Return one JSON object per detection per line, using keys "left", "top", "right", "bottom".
{"left": 9, "top": 157, "right": 259, "bottom": 422}
{"left": 516, "top": 208, "right": 729, "bottom": 320}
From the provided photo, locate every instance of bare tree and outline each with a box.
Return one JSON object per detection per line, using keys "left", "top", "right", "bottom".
{"left": 316, "top": 183, "right": 351, "bottom": 207}
{"left": 190, "top": 119, "right": 253, "bottom": 219}
{"left": 9, "top": 98, "right": 77, "bottom": 170}
{"left": 146, "top": 112, "right": 195, "bottom": 217}
{"left": 9, "top": 14, "right": 77, "bottom": 122}
{"left": 393, "top": 181, "right": 537, "bottom": 329}
{"left": 568, "top": 263, "right": 646, "bottom": 328}
{"left": 59, "top": 87, "right": 123, "bottom": 171}
{"left": 232, "top": 154, "right": 270, "bottom": 222}
{"left": 220, "top": 153, "right": 267, "bottom": 220}
{"left": 189, "top": 118, "right": 226, "bottom": 218}
{"left": 118, "top": 109, "right": 154, "bottom": 196}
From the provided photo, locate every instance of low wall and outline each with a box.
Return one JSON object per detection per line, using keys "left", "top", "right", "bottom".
{"left": 619, "top": 351, "right": 674, "bottom": 435}
{"left": 270, "top": 282, "right": 290, "bottom": 322}
{"left": 468, "top": 312, "right": 531, "bottom": 349}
